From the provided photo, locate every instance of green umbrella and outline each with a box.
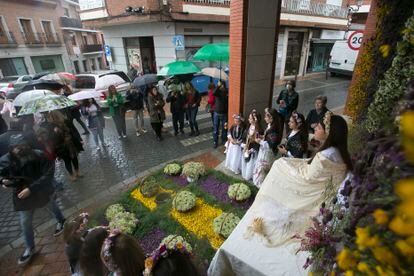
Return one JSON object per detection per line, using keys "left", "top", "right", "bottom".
{"left": 193, "top": 43, "right": 229, "bottom": 62}
{"left": 157, "top": 61, "right": 201, "bottom": 76}
{"left": 18, "top": 94, "right": 76, "bottom": 116}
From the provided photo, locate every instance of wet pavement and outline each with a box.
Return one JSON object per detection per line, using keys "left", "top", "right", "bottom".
{"left": 0, "top": 75, "right": 350, "bottom": 252}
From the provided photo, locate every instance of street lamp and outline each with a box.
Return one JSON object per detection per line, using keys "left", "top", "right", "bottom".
{"left": 345, "top": 0, "right": 363, "bottom": 37}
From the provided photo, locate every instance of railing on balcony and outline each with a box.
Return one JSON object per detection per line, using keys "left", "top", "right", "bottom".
{"left": 281, "top": 0, "right": 347, "bottom": 18}
{"left": 81, "top": 44, "right": 103, "bottom": 53}
{"left": 21, "top": 32, "right": 43, "bottom": 46}
{"left": 60, "top": 16, "right": 83, "bottom": 29}
{"left": 42, "top": 32, "right": 62, "bottom": 46}
{"left": 0, "top": 32, "right": 18, "bottom": 48}
{"left": 183, "top": 0, "right": 231, "bottom": 5}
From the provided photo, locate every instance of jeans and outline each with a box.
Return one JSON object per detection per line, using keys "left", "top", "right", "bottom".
{"left": 113, "top": 113, "right": 126, "bottom": 136}
{"left": 172, "top": 111, "right": 184, "bottom": 133}
{"left": 132, "top": 109, "right": 145, "bottom": 132}
{"left": 186, "top": 107, "right": 199, "bottom": 133}
{"left": 19, "top": 197, "right": 65, "bottom": 249}
{"left": 90, "top": 116, "right": 105, "bottom": 146}
{"left": 213, "top": 112, "right": 228, "bottom": 145}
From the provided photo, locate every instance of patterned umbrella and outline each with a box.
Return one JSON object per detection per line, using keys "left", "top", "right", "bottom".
{"left": 18, "top": 94, "right": 76, "bottom": 116}
{"left": 13, "top": 89, "right": 55, "bottom": 107}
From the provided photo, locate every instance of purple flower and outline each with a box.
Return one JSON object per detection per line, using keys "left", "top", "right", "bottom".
{"left": 139, "top": 228, "right": 166, "bottom": 255}
{"left": 167, "top": 175, "right": 189, "bottom": 187}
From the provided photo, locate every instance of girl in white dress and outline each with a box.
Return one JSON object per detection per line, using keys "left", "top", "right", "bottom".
{"left": 241, "top": 110, "right": 262, "bottom": 181}
{"left": 252, "top": 108, "right": 283, "bottom": 187}
{"left": 225, "top": 114, "right": 246, "bottom": 174}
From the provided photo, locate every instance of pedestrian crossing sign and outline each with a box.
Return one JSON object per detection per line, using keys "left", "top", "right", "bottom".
{"left": 172, "top": 35, "right": 185, "bottom": 51}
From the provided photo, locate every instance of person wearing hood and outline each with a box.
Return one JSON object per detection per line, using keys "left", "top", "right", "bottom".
{"left": 0, "top": 135, "right": 65, "bottom": 266}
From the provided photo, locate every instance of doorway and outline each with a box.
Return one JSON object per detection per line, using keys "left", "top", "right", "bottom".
{"left": 124, "top": 36, "right": 157, "bottom": 75}
{"left": 307, "top": 42, "right": 333, "bottom": 72}
{"left": 284, "top": 31, "right": 304, "bottom": 76}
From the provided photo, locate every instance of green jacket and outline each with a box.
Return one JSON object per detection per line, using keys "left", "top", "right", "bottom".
{"left": 107, "top": 94, "right": 124, "bottom": 116}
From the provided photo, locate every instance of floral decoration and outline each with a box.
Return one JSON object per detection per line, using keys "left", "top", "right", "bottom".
{"left": 108, "top": 211, "right": 138, "bottom": 234}
{"left": 140, "top": 176, "right": 160, "bottom": 198}
{"left": 227, "top": 183, "right": 251, "bottom": 201}
{"left": 213, "top": 212, "right": 240, "bottom": 238}
{"left": 182, "top": 161, "right": 206, "bottom": 180}
{"left": 164, "top": 163, "right": 182, "bottom": 176}
{"left": 105, "top": 204, "right": 126, "bottom": 221}
{"left": 161, "top": 235, "right": 193, "bottom": 254}
{"left": 172, "top": 191, "right": 196, "bottom": 212}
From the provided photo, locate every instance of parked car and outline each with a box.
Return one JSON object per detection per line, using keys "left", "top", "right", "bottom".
{"left": 1, "top": 75, "right": 34, "bottom": 97}
{"left": 73, "top": 70, "right": 131, "bottom": 108}
{"left": 327, "top": 40, "right": 359, "bottom": 76}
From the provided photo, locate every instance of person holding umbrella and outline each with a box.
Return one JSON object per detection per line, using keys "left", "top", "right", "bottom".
{"left": 184, "top": 82, "right": 201, "bottom": 136}
{"left": 166, "top": 85, "right": 185, "bottom": 136}
{"left": 147, "top": 86, "right": 166, "bottom": 141}
{"left": 107, "top": 85, "right": 127, "bottom": 139}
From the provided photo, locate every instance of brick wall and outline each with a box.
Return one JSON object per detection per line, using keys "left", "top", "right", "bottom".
{"left": 0, "top": 1, "right": 64, "bottom": 44}
{"left": 344, "top": 0, "right": 377, "bottom": 115}
{"left": 228, "top": 0, "right": 247, "bottom": 117}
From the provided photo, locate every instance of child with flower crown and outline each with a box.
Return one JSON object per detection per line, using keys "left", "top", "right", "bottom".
{"left": 241, "top": 109, "right": 262, "bottom": 181}
{"left": 100, "top": 230, "right": 145, "bottom": 276}
{"left": 277, "top": 111, "right": 308, "bottom": 158}
{"left": 63, "top": 213, "right": 89, "bottom": 275}
{"left": 225, "top": 114, "right": 246, "bottom": 174}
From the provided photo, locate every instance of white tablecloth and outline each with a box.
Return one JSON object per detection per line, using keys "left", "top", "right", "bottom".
{"left": 208, "top": 209, "right": 309, "bottom": 276}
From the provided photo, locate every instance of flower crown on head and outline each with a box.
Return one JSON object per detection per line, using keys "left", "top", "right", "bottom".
{"left": 101, "top": 229, "right": 121, "bottom": 272}
{"left": 143, "top": 241, "right": 191, "bottom": 276}
{"left": 323, "top": 111, "right": 333, "bottom": 136}
{"left": 233, "top": 114, "right": 244, "bottom": 121}
{"left": 292, "top": 111, "right": 303, "bottom": 126}
{"left": 76, "top": 212, "right": 89, "bottom": 233}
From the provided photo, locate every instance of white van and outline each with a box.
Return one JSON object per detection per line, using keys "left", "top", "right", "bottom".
{"left": 327, "top": 40, "right": 360, "bottom": 76}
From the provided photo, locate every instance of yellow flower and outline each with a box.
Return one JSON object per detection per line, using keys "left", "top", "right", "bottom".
{"left": 376, "top": 266, "right": 397, "bottom": 276}
{"left": 373, "top": 209, "right": 389, "bottom": 225}
{"left": 398, "top": 201, "right": 414, "bottom": 220}
{"left": 357, "top": 262, "right": 374, "bottom": 276}
{"left": 355, "top": 227, "right": 380, "bottom": 250}
{"left": 336, "top": 248, "right": 358, "bottom": 270}
{"left": 176, "top": 242, "right": 183, "bottom": 250}
{"left": 396, "top": 239, "right": 414, "bottom": 257}
{"left": 395, "top": 179, "right": 414, "bottom": 200}
{"left": 389, "top": 216, "right": 414, "bottom": 237}
{"left": 329, "top": 271, "right": 335, "bottom": 276}
{"left": 372, "top": 246, "right": 399, "bottom": 267}
{"left": 407, "top": 236, "right": 414, "bottom": 246}
{"left": 131, "top": 187, "right": 173, "bottom": 211}
{"left": 345, "top": 270, "right": 354, "bottom": 276}
{"left": 379, "top": 44, "right": 391, "bottom": 58}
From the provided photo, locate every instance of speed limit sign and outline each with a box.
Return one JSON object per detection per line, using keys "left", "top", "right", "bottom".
{"left": 347, "top": 31, "right": 364, "bottom": 51}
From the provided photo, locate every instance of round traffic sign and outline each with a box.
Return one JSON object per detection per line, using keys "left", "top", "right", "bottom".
{"left": 347, "top": 31, "right": 364, "bottom": 51}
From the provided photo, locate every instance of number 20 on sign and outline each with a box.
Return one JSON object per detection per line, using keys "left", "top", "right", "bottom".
{"left": 347, "top": 31, "right": 364, "bottom": 51}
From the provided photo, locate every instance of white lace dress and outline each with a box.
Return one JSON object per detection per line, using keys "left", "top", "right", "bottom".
{"left": 241, "top": 125, "right": 259, "bottom": 181}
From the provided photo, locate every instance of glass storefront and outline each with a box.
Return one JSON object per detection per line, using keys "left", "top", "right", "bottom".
{"left": 31, "top": 55, "right": 65, "bottom": 73}
{"left": 0, "top": 57, "right": 28, "bottom": 76}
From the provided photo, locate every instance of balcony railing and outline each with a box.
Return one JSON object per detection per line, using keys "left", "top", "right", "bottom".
{"left": 81, "top": 44, "right": 103, "bottom": 53}
{"left": 42, "top": 32, "right": 62, "bottom": 46}
{"left": 281, "top": 0, "right": 347, "bottom": 18}
{"left": 183, "top": 0, "right": 230, "bottom": 5}
{"left": 0, "top": 32, "right": 18, "bottom": 48}
{"left": 21, "top": 32, "right": 44, "bottom": 46}
{"left": 60, "top": 16, "right": 83, "bottom": 29}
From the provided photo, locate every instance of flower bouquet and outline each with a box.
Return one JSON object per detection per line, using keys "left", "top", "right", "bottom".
{"left": 172, "top": 191, "right": 196, "bottom": 212}
{"left": 109, "top": 211, "right": 138, "bottom": 234}
{"left": 140, "top": 176, "right": 159, "bottom": 198}
{"left": 164, "top": 163, "right": 182, "bottom": 176}
{"left": 182, "top": 162, "right": 206, "bottom": 182}
{"left": 105, "top": 204, "right": 126, "bottom": 221}
{"left": 228, "top": 183, "right": 251, "bottom": 201}
{"left": 213, "top": 212, "right": 240, "bottom": 238}
{"left": 161, "top": 235, "right": 193, "bottom": 254}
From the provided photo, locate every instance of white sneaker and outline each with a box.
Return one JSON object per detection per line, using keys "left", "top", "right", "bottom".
{"left": 136, "top": 132, "right": 141, "bottom": 137}
{"left": 118, "top": 136, "right": 122, "bottom": 139}
{"left": 18, "top": 247, "right": 35, "bottom": 266}
{"left": 142, "top": 128, "right": 148, "bottom": 133}
{"left": 96, "top": 147, "right": 101, "bottom": 151}
{"left": 122, "top": 134, "right": 127, "bottom": 138}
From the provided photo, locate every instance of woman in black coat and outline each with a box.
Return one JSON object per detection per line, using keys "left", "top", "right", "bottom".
{"left": 278, "top": 112, "right": 308, "bottom": 158}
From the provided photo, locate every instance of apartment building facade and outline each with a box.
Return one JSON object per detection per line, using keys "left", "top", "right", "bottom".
{"left": 80, "top": 0, "right": 360, "bottom": 79}
{"left": 0, "top": 0, "right": 106, "bottom": 77}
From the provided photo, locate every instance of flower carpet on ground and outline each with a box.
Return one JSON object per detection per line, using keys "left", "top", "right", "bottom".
{"left": 95, "top": 166, "right": 258, "bottom": 270}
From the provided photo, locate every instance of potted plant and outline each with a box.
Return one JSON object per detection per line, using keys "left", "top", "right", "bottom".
{"left": 182, "top": 162, "right": 206, "bottom": 182}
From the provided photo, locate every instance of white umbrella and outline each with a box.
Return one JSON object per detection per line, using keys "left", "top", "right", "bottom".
{"left": 40, "top": 73, "right": 66, "bottom": 84}
{"left": 13, "top": 89, "right": 55, "bottom": 107}
{"left": 18, "top": 94, "right": 76, "bottom": 116}
{"left": 201, "top": 67, "right": 228, "bottom": 81}
{"left": 95, "top": 74, "right": 125, "bottom": 91}
{"left": 68, "top": 90, "right": 102, "bottom": 101}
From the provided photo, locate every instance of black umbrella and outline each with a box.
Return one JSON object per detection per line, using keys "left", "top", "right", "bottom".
{"left": 132, "top": 74, "right": 159, "bottom": 88}
{"left": 21, "top": 79, "right": 65, "bottom": 92}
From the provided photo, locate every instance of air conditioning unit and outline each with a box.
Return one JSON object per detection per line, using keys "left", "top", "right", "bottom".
{"left": 163, "top": 0, "right": 168, "bottom": 5}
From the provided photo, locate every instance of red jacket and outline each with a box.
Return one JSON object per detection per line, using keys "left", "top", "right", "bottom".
{"left": 208, "top": 89, "right": 216, "bottom": 111}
